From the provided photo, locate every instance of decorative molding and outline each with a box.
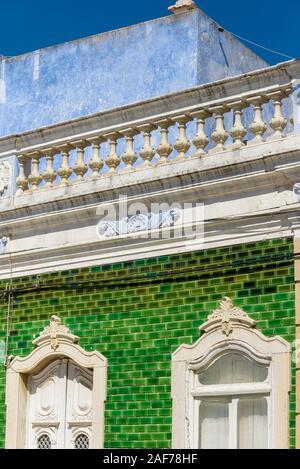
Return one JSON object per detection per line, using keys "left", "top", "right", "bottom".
{"left": 97, "top": 208, "right": 181, "bottom": 238}
{"left": 200, "top": 297, "right": 256, "bottom": 336}
{"left": 0, "top": 160, "right": 10, "bottom": 196}
{"left": 33, "top": 315, "right": 79, "bottom": 351}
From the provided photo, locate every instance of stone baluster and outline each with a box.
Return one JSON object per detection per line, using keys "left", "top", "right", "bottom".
{"left": 88, "top": 137, "right": 104, "bottom": 178}
{"left": 121, "top": 129, "right": 138, "bottom": 172}
{"left": 156, "top": 120, "right": 173, "bottom": 165}
{"left": 173, "top": 115, "right": 191, "bottom": 161}
{"left": 73, "top": 141, "right": 88, "bottom": 181}
{"left": 138, "top": 124, "right": 156, "bottom": 168}
{"left": 105, "top": 132, "right": 121, "bottom": 174}
{"left": 247, "top": 96, "right": 267, "bottom": 145}
{"left": 267, "top": 91, "right": 287, "bottom": 140}
{"left": 43, "top": 149, "right": 57, "bottom": 187}
{"left": 28, "top": 152, "right": 42, "bottom": 191}
{"left": 58, "top": 144, "right": 73, "bottom": 185}
{"left": 210, "top": 106, "right": 229, "bottom": 154}
{"left": 16, "top": 155, "right": 29, "bottom": 193}
{"left": 190, "top": 110, "right": 210, "bottom": 157}
{"left": 229, "top": 101, "right": 247, "bottom": 148}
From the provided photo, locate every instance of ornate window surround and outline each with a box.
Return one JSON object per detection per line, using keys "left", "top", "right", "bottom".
{"left": 5, "top": 315, "right": 107, "bottom": 449}
{"left": 171, "top": 297, "right": 291, "bottom": 449}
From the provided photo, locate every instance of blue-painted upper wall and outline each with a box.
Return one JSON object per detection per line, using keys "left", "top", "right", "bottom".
{"left": 0, "top": 8, "right": 267, "bottom": 138}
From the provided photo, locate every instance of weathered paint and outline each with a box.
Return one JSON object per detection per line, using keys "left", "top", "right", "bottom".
{"left": 0, "top": 9, "right": 267, "bottom": 138}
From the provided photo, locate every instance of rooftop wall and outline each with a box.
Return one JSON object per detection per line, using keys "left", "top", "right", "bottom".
{"left": 0, "top": 8, "right": 267, "bottom": 138}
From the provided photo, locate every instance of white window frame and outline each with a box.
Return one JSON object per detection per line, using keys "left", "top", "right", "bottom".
{"left": 5, "top": 315, "right": 107, "bottom": 449}
{"left": 193, "top": 393, "right": 271, "bottom": 449}
{"left": 171, "top": 297, "right": 291, "bottom": 449}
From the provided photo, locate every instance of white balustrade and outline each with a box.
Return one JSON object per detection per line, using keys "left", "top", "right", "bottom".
{"left": 73, "top": 141, "right": 88, "bottom": 181}
{"left": 139, "top": 124, "right": 156, "bottom": 168}
{"left": 229, "top": 101, "right": 247, "bottom": 148}
{"left": 267, "top": 91, "right": 288, "bottom": 140}
{"left": 15, "top": 85, "right": 293, "bottom": 193}
{"left": 57, "top": 144, "right": 73, "bottom": 185}
{"left": 43, "top": 149, "right": 57, "bottom": 187}
{"left": 210, "top": 105, "right": 229, "bottom": 154}
{"left": 88, "top": 137, "right": 104, "bottom": 178}
{"left": 190, "top": 110, "right": 210, "bottom": 157}
{"left": 173, "top": 115, "right": 191, "bottom": 161}
{"left": 156, "top": 119, "right": 173, "bottom": 165}
{"left": 121, "top": 129, "right": 138, "bottom": 172}
{"left": 247, "top": 96, "right": 268, "bottom": 145}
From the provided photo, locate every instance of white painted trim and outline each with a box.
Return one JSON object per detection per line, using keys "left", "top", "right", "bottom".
{"left": 191, "top": 383, "right": 272, "bottom": 397}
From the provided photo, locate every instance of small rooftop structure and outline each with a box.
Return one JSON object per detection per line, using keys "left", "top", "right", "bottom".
{"left": 0, "top": 2, "right": 267, "bottom": 138}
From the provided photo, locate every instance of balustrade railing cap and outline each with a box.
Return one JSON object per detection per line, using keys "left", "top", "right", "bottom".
{"left": 104, "top": 131, "right": 123, "bottom": 140}
{"left": 246, "top": 95, "right": 269, "bottom": 105}
{"left": 136, "top": 123, "right": 156, "bottom": 132}
{"left": 120, "top": 128, "right": 139, "bottom": 137}
{"left": 172, "top": 113, "right": 191, "bottom": 123}
{"left": 189, "top": 109, "right": 211, "bottom": 118}
{"left": 86, "top": 136, "right": 105, "bottom": 144}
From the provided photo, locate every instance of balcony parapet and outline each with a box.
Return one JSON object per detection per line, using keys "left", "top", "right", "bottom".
{"left": 0, "top": 59, "right": 299, "bottom": 208}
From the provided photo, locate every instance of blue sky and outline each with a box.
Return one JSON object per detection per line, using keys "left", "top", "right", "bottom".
{"left": 0, "top": 0, "right": 296, "bottom": 65}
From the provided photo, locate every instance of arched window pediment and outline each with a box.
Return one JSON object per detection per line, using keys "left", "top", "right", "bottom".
{"left": 189, "top": 343, "right": 272, "bottom": 374}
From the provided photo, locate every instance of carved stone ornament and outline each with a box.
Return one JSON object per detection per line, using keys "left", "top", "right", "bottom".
{"left": 33, "top": 315, "right": 79, "bottom": 351}
{"left": 200, "top": 297, "right": 256, "bottom": 336}
{"left": 0, "top": 160, "right": 10, "bottom": 195}
{"left": 97, "top": 208, "right": 181, "bottom": 238}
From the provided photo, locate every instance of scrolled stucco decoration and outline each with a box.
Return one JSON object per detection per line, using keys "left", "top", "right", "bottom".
{"left": 200, "top": 296, "right": 256, "bottom": 336}
{"left": 33, "top": 315, "right": 79, "bottom": 351}
{"left": 0, "top": 160, "right": 11, "bottom": 196}
{"left": 97, "top": 208, "right": 181, "bottom": 238}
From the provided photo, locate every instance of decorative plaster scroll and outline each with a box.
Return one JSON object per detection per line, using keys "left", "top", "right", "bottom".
{"left": 33, "top": 315, "right": 79, "bottom": 351}
{"left": 97, "top": 208, "right": 181, "bottom": 238}
{"left": 0, "top": 237, "right": 8, "bottom": 255}
{"left": 0, "top": 160, "right": 10, "bottom": 195}
{"left": 200, "top": 296, "right": 256, "bottom": 336}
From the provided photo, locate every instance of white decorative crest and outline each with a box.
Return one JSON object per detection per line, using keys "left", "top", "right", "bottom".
{"left": 33, "top": 315, "right": 79, "bottom": 351}
{"left": 200, "top": 297, "right": 256, "bottom": 336}
{"left": 169, "top": 0, "right": 196, "bottom": 13}
{"left": 97, "top": 208, "right": 181, "bottom": 238}
{"left": 0, "top": 160, "right": 10, "bottom": 196}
